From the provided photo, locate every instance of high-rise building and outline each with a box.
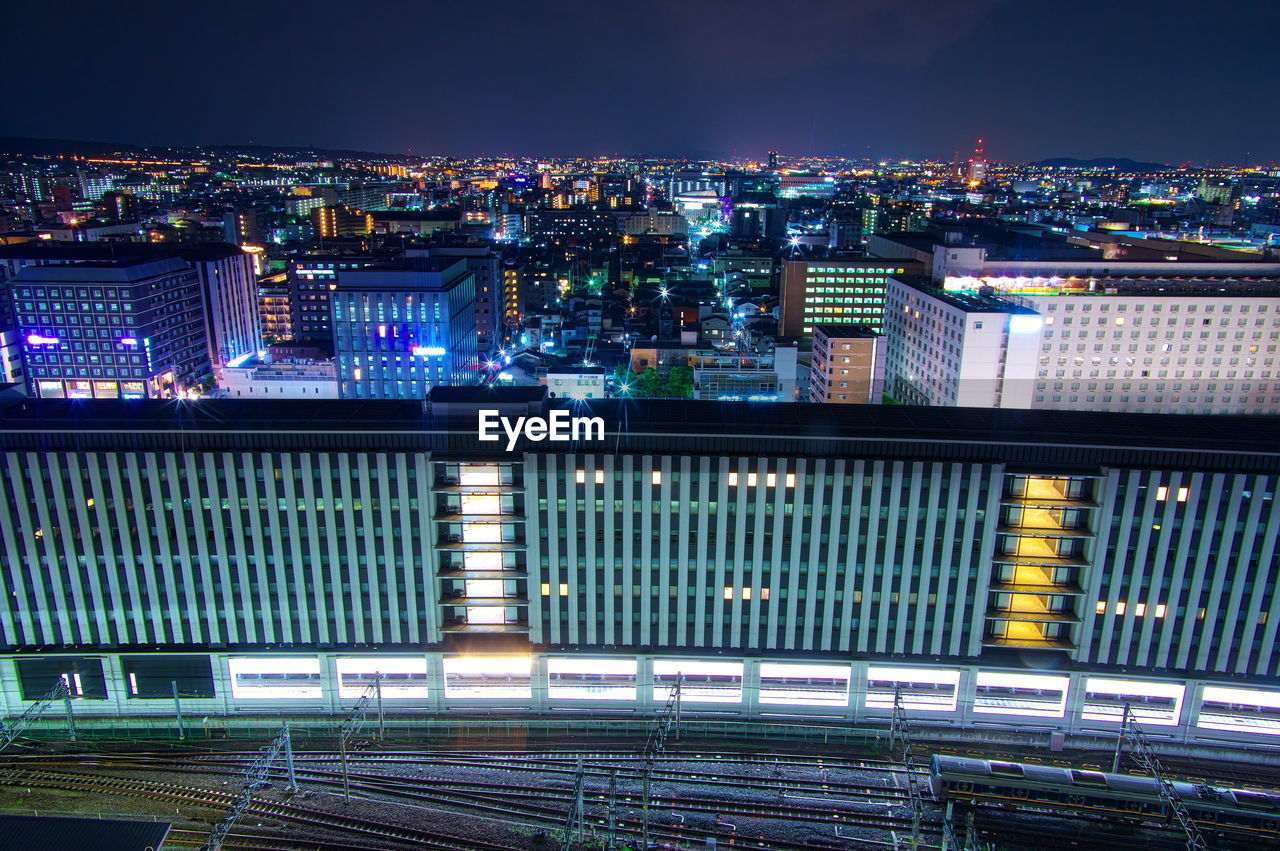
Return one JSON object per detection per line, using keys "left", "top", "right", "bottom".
{"left": 312, "top": 205, "right": 373, "bottom": 238}
{"left": 779, "top": 258, "right": 923, "bottom": 338}
{"left": 0, "top": 392, "right": 1277, "bottom": 748}
{"left": 885, "top": 275, "right": 1280, "bottom": 414}
{"left": 501, "top": 263, "right": 522, "bottom": 326}
{"left": 331, "top": 258, "right": 479, "bottom": 398}
{"left": 284, "top": 255, "right": 380, "bottom": 346}
{"left": 10, "top": 257, "right": 208, "bottom": 398}
{"left": 418, "top": 238, "right": 501, "bottom": 349}
{"left": 224, "top": 206, "right": 265, "bottom": 246}
{"left": 729, "top": 192, "right": 784, "bottom": 239}
{"left": 0, "top": 242, "right": 261, "bottom": 380}
{"left": 809, "top": 324, "right": 885, "bottom": 404}
{"left": 257, "top": 272, "right": 292, "bottom": 342}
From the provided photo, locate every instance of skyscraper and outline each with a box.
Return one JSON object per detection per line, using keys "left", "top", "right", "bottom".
{"left": 10, "top": 257, "right": 208, "bottom": 398}
{"left": 331, "top": 258, "right": 479, "bottom": 398}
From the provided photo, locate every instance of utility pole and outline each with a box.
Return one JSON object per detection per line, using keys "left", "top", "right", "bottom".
{"left": 606, "top": 769, "right": 619, "bottom": 851}
{"left": 641, "top": 672, "right": 683, "bottom": 848}
{"left": 892, "top": 688, "right": 923, "bottom": 851}
{"left": 338, "top": 673, "right": 382, "bottom": 803}
{"left": 172, "top": 681, "right": 185, "bottom": 740}
{"left": 673, "top": 673, "right": 682, "bottom": 742}
{"left": 375, "top": 673, "right": 385, "bottom": 740}
{"left": 61, "top": 677, "right": 76, "bottom": 743}
{"left": 1112, "top": 703, "right": 1129, "bottom": 774}
{"left": 1, "top": 679, "right": 74, "bottom": 752}
{"left": 203, "top": 723, "right": 296, "bottom": 851}
{"left": 560, "top": 756, "right": 587, "bottom": 850}
{"left": 1118, "top": 708, "right": 1208, "bottom": 850}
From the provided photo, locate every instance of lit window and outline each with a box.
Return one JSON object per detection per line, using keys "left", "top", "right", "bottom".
{"left": 575, "top": 469, "right": 585, "bottom": 484}
{"left": 1155, "top": 604, "right": 1167, "bottom": 618}
{"left": 540, "top": 583, "right": 550, "bottom": 596}
{"left": 652, "top": 471, "right": 662, "bottom": 485}
{"left": 761, "top": 588, "right": 770, "bottom": 600}
{"left": 728, "top": 472, "right": 739, "bottom": 486}
{"left": 1116, "top": 602, "right": 1127, "bottom": 615}
{"left": 723, "top": 586, "right": 734, "bottom": 600}
{"left": 1134, "top": 603, "right": 1147, "bottom": 616}
{"left": 766, "top": 473, "right": 777, "bottom": 487}
{"left": 747, "top": 472, "right": 758, "bottom": 486}
{"left": 1096, "top": 601, "right": 1106, "bottom": 614}
{"left": 1177, "top": 487, "right": 1189, "bottom": 502}
{"left": 742, "top": 588, "right": 752, "bottom": 600}
{"left": 595, "top": 470, "right": 604, "bottom": 484}
{"left": 558, "top": 583, "right": 569, "bottom": 596}
{"left": 1155, "top": 486, "right": 1169, "bottom": 501}
{"left": 786, "top": 473, "right": 796, "bottom": 488}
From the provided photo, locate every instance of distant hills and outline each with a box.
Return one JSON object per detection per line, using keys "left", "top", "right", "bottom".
{"left": 1030, "top": 156, "right": 1169, "bottom": 172}
{"left": 0, "top": 136, "right": 407, "bottom": 161}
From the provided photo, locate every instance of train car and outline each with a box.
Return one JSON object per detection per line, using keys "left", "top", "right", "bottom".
{"left": 930, "top": 755, "right": 1280, "bottom": 841}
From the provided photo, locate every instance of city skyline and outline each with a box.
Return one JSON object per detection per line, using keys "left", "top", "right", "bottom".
{"left": 4, "top": 0, "right": 1278, "bottom": 165}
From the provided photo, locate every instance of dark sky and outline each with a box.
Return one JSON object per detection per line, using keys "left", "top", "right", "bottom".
{"left": 5, "top": 0, "right": 1277, "bottom": 164}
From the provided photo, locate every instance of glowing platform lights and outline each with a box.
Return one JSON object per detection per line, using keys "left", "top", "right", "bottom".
{"left": 411, "top": 345, "right": 446, "bottom": 357}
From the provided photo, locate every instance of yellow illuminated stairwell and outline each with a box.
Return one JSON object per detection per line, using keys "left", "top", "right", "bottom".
{"left": 985, "top": 475, "right": 1098, "bottom": 651}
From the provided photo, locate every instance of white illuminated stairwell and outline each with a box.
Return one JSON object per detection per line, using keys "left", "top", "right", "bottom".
{"left": 433, "top": 462, "right": 530, "bottom": 634}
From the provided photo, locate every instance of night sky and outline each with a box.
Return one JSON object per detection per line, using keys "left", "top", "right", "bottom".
{"left": 5, "top": 0, "right": 1277, "bottom": 164}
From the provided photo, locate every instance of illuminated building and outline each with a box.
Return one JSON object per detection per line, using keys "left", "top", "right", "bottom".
{"left": 312, "top": 205, "right": 373, "bottom": 238}
{"left": 809, "top": 324, "right": 884, "bottom": 404}
{"left": 885, "top": 275, "right": 1280, "bottom": 414}
{"left": 502, "top": 264, "right": 522, "bottom": 324}
{"left": 779, "top": 258, "right": 923, "bottom": 337}
{"left": 284, "top": 255, "right": 379, "bottom": 345}
{"left": 422, "top": 238, "right": 500, "bottom": 348}
{"left": 10, "top": 257, "right": 207, "bottom": 398}
{"left": 966, "top": 138, "right": 987, "bottom": 185}
{"left": 331, "top": 258, "right": 480, "bottom": 398}
{"left": 220, "top": 359, "right": 338, "bottom": 398}
{"left": 688, "top": 345, "right": 799, "bottom": 401}
{"left": 0, "top": 242, "right": 260, "bottom": 380}
{"left": 546, "top": 365, "right": 606, "bottom": 399}
{"left": 729, "top": 192, "right": 783, "bottom": 239}
{"left": 256, "top": 271, "right": 292, "bottom": 341}
{"left": 223, "top": 206, "right": 264, "bottom": 246}
{"left": 0, "top": 391, "right": 1277, "bottom": 748}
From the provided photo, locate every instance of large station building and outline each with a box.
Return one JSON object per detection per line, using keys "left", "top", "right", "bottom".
{"left": 0, "top": 388, "right": 1277, "bottom": 746}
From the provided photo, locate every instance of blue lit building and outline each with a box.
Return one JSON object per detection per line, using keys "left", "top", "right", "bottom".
{"left": 332, "top": 258, "right": 479, "bottom": 398}
{"left": 9, "top": 257, "right": 208, "bottom": 399}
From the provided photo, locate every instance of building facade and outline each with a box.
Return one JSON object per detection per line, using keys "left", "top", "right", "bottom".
{"left": 10, "top": 257, "right": 208, "bottom": 398}
{"left": 0, "top": 395, "right": 1277, "bottom": 746}
{"left": 779, "top": 258, "right": 923, "bottom": 338}
{"left": 809, "top": 324, "right": 884, "bottom": 404}
{"left": 331, "top": 259, "right": 479, "bottom": 398}
{"left": 885, "top": 276, "right": 1280, "bottom": 414}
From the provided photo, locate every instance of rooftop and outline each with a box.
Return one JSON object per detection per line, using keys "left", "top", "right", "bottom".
{"left": 0, "top": 393, "right": 1275, "bottom": 464}
{"left": 893, "top": 276, "right": 1040, "bottom": 314}
{"left": 0, "top": 240, "right": 244, "bottom": 263}
{"left": 10, "top": 255, "right": 191, "bottom": 282}
{"left": 0, "top": 814, "right": 170, "bottom": 851}
{"left": 813, "top": 323, "right": 880, "bottom": 339}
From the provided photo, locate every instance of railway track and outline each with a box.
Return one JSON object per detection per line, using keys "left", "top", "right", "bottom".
{"left": 1, "top": 749, "right": 919, "bottom": 800}
{"left": 0, "top": 763, "right": 934, "bottom": 851}
{"left": 0, "top": 767, "right": 519, "bottom": 851}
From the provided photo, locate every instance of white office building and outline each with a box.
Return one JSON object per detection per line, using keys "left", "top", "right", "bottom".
{"left": 885, "top": 276, "right": 1280, "bottom": 415}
